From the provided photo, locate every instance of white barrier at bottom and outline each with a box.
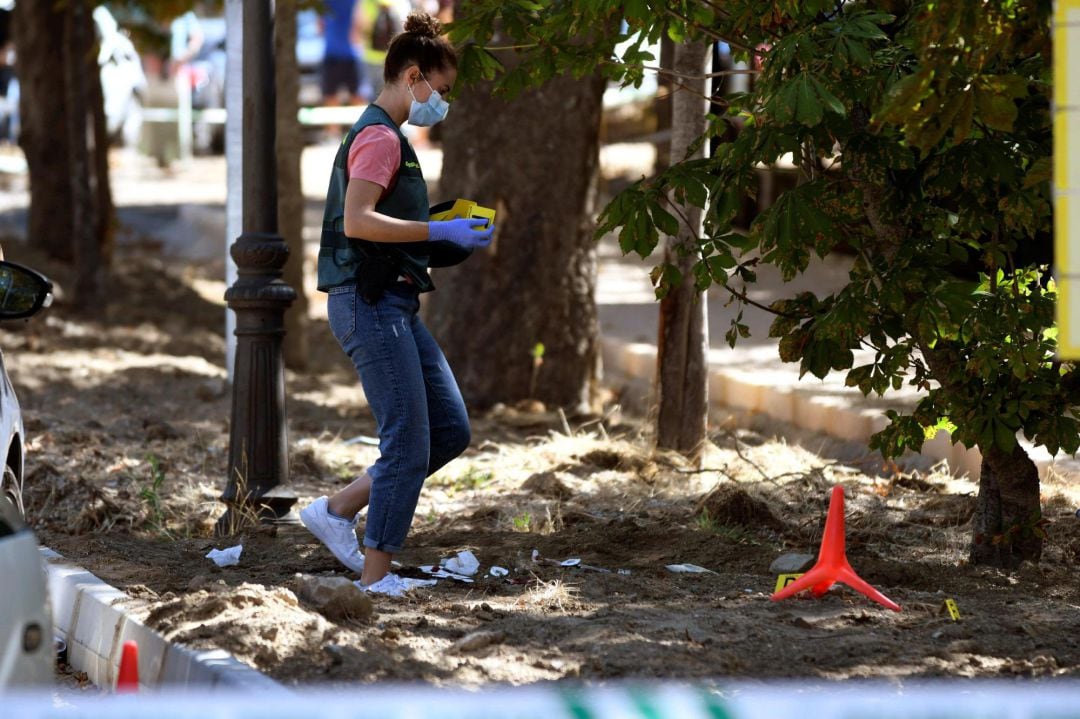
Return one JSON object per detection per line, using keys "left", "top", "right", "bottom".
{"left": 11, "top": 682, "right": 1080, "bottom": 718}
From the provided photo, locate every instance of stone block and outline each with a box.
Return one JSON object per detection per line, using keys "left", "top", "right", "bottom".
{"left": 759, "top": 386, "right": 795, "bottom": 424}
{"left": 793, "top": 393, "right": 834, "bottom": 434}
{"left": 829, "top": 406, "right": 872, "bottom": 442}
{"left": 725, "top": 374, "right": 763, "bottom": 412}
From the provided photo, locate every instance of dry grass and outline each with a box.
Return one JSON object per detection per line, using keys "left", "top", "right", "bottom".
{"left": 513, "top": 577, "right": 580, "bottom": 613}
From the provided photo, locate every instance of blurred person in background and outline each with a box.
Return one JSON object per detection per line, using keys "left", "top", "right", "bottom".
{"left": 169, "top": 7, "right": 204, "bottom": 76}
{"left": 322, "top": 0, "right": 371, "bottom": 138}
{"left": 435, "top": 0, "right": 452, "bottom": 24}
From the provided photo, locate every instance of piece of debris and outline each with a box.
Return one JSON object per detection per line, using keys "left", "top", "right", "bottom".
{"left": 521, "top": 471, "right": 573, "bottom": 500}
{"left": 489, "top": 566, "right": 509, "bottom": 577}
{"left": 666, "top": 563, "right": 715, "bottom": 574}
{"left": 323, "top": 644, "right": 348, "bottom": 666}
{"left": 194, "top": 378, "right": 226, "bottom": 402}
{"left": 695, "top": 485, "right": 783, "bottom": 530}
{"left": 206, "top": 545, "right": 242, "bottom": 567}
{"left": 442, "top": 550, "right": 480, "bottom": 576}
{"left": 144, "top": 419, "right": 181, "bottom": 441}
{"left": 419, "top": 565, "right": 474, "bottom": 583}
{"left": 294, "top": 574, "right": 374, "bottom": 621}
{"left": 450, "top": 629, "right": 506, "bottom": 654}
{"left": 769, "top": 553, "right": 817, "bottom": 575}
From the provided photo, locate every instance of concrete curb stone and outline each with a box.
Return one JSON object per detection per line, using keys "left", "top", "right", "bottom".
{"left": 41, "top": 547, "right": 284, "bottom": 692}
{"left": 599, "top": 336, "right": 1073, "bottom": 480}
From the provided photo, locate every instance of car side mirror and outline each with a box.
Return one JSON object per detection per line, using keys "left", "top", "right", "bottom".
{"left": 0, "top": 261, "right": 53, "bottom": 320}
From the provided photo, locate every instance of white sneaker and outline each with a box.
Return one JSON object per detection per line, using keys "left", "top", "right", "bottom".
{"left": 299, "top": 496, "right": 365, "bottom": 575}
{"left": 355, "top": 573, "right": 437, "bottom": 597}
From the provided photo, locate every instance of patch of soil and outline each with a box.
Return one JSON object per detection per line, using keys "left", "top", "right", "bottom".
{"left": 6, "top": 241, "right": 1080, "bottom": 687}
{"left": 695, "top": 484, "right": 784, "bottom": 530}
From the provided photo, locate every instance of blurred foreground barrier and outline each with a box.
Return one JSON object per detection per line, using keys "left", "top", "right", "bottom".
{"left": 12, "top": 682, "right": 1080, "bottom": 718}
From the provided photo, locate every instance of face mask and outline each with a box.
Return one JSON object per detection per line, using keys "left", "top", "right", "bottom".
{"left": 408, "top": 75, "right": 450, "bottom": 127}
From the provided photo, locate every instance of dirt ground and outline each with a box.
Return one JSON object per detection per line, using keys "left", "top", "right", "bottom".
{"left": 4, "top": 240, "right": 1080, "bottom": 689}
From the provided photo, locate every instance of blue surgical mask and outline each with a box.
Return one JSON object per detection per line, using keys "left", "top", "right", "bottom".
{"left": 408, "top": 75, "right": 449, "bottom": 127}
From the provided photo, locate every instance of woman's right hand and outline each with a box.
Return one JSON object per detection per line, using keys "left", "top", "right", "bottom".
{"left": 428, "top": 218, "right": 495, "bottom": 249}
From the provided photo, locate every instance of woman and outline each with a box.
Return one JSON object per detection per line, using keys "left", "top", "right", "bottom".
{"left": 300, "top": 12, "right": 493, "bottom": 594}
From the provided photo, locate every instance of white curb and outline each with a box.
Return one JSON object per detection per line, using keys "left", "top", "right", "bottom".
{"left": 41, "top": 548, "right": 284, "bottom": 692}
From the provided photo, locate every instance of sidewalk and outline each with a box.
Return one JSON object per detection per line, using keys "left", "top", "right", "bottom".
{"left": 1, "top": 144, "right": 1075, "bottom": 480}
{"left": 594, "top": 214, "right": 1080, "bottom": 481}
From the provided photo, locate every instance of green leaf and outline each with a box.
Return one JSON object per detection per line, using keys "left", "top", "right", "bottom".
{"left": 994, "top": 420, "right": 1017, "bottom": 452}
{"left": 649, "top": 202, "right": 680, "bottom": 237}
{"left": 975, "top": 87, "right": 1019, "bottom": 133}
{"left": 794, "top": 75, "right": 825, "bottom": 127}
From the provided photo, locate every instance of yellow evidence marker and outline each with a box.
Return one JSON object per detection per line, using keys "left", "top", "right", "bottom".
{"left": 774, "top": 573, "right": 804, "bottom": 593}
{"left": 429, "top": 198, "right": 496, "bottom": 230}
{"left": 942, "top": 599, "right": 961, "bottom": 621}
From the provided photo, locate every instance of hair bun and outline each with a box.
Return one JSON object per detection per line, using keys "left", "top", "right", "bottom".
{"left": 403, "top": 12, "right": 442, "bottom": 39}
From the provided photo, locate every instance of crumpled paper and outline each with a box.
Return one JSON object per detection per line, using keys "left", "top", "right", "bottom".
{"left": 419, "top": 565, "right": 474, "bottom": 583}
{"left": 206, "top": 545, "right": 242, "bottom": 567}
{"left": 442, "top": 550, "right": 480, "bottom": 576}
{"left": 665, "top": 563, "right": 715, "bottom": 574}
{"left": 489, "top": 566, "right": 509, "bottom": 577}
{"left": 533, "top": 549, "right": 609, "bottom": 572}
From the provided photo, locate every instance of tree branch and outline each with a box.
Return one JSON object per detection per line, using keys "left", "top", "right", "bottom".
{"left": 603, "top": 59, "right": 760, "bottom": 82}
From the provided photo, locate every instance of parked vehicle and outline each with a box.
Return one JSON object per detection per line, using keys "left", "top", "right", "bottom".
{"left": 95, "top": 5, "right": 148, "bottom": 147}
{"left": 0, "top": 4, "right": 148, "bottom": 148}
{"left": 0, "top": 259, "right": 54, "bottom": 689}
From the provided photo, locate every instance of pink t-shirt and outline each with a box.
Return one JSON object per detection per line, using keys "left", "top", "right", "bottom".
{"left": 347, "top": 125, "right": 400, "bottom": 199}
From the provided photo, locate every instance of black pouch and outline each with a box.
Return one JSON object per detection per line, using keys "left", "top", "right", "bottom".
{"left": 355, "top": 252, "right": 400, "bottom": 305}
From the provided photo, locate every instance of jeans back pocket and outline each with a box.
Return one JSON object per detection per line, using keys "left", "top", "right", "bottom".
{"left": 327, "top": 285, "right": 357, "bottom": 344}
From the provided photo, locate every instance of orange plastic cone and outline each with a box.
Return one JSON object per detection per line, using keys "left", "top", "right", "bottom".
{"left": 116, "top": 640, "right": 139, "bottom": 693}
{"left": 771, "top": 485, "right": 901, "bottom": 611}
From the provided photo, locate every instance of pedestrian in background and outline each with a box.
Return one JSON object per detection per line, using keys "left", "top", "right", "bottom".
{"left": 322, "top": 0, "right": 371, "bottom": 139}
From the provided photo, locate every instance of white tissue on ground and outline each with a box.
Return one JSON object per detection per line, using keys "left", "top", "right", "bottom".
{"left": 441, "top": 550, "right": 480, "bottom": 576}
{"left": 489, "top": 566, "right": 509, "bottom": 577}
{"left": 206, "top": 545, "right": 243, "bottom": 567}
{"left": 420, "top": 564, "right": 474, "bottom": 582}
{"left": 665, "top": 563, "right": 714, "bottom": 574}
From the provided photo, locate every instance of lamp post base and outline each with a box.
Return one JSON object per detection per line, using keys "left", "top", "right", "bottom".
{"left": 214, "top": 490, "right": 299, "bottom": 537}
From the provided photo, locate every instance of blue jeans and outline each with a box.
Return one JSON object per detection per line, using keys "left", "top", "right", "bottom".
{"left": 326, "top": 282, "right": 471, "bottom": 553}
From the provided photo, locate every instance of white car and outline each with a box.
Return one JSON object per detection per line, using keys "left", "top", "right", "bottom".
{"left": 0, "top": 496, "right": 51, "bottom": 686}
{"left": 0, "top": 4, "right": 147, "bottom": 148}
{"left": 94, "top": 5, "right": 148, "bottom": 147}
{"left": 0, "top": 259, "right": 54, "bottom": 688}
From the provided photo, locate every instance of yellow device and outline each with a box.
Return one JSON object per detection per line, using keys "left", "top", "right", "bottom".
{"left": 429, "top": 198, "right": 496, "bottom": 230}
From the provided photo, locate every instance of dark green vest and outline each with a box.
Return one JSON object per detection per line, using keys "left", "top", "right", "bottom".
{"left": 316, "top": 104, "right": 434, "bottom": 292}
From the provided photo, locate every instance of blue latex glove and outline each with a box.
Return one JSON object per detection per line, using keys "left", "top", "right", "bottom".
{"left": 428, "top": 218, "right": 495, "bottom": 249}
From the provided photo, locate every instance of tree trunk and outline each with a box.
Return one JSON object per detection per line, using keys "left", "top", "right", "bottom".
{"left": 653, "top": 36, "right": 674, "bottom": 174}
{"left": 655, "top": 41, "right": 710, "bottom": 460}
{"left": 14, "top": 0, "right": 73, "bottom": 259}
{"left": 64, "top": 0, "right": 102, "bottom": 308}
{"left": 970, "top": 444, "right": 1043, "bottom": 567}
{"left": 88, "top": 35, "right": 115, "bottom": 269}
{"left": 274, "top": 0, "right": 309, "bottom": 370}
{"left": 425, "top": 57, "right": 605, "bottom": 412}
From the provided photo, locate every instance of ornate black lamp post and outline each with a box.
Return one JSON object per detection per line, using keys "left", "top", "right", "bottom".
{"left": 217, "top": 0, "right": 297, "bottom": 534}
